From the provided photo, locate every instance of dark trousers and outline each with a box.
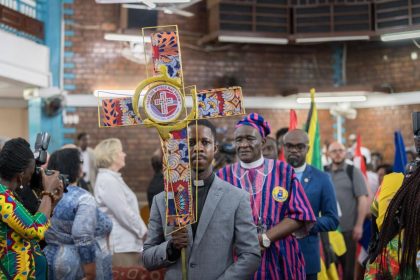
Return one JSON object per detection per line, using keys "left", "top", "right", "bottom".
{"left": 339, "top": 231, "right": 357, "bottom": 280}
{"left": 306, "top": 273, "right": 318, "bottom": 280}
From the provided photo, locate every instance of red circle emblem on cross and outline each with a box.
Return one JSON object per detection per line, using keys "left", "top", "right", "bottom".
{"left": 144, "top": 84, "right": 183, "bottom": 123}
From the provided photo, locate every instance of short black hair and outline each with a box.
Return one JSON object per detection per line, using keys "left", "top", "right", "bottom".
{"left": 275, "top": 127, "right": 289, "bottom": 141}
{"left": 47, "top": 148, "right": 81, "bottom": 183}
{"left": 76, "top": 132, "right": 88, "bottom": 141}
{"left": 151, "top": 154, "right": 162, "bottom": 173}
{"left": 0, "top": 138, "right": 34, "bottom": 181}
{"left": 188, "top": 119, "right": 217, "bottom": 139}
{"left": 376, "top": 163, "right": 393, "bottom": 174}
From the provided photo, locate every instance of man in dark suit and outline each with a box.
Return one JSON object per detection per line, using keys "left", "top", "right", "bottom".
{"left": 143, "top": 120, "right": 261, "bottom": 280}
{"left": 284, "top": 129, "right": 339, "bottom": 280}
{"left": 147, "top": 148, "right": 164, "bottom": 208}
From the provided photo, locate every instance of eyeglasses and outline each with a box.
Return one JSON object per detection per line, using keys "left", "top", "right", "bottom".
{"left": 329, "top": 149, "right": 345, "bottom": 154}
{"left": 284, "top": 143, "right": 307, "bottom": 151}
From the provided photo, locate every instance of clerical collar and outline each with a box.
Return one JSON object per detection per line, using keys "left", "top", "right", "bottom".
{"left": 240, "top": 155, "right": 264, "bottom": 169}
{"left": 294, "top": 163, "right": 307, "bottom": 173}
{"left": 193, "top": 173, "right": 215, "bottom": 188}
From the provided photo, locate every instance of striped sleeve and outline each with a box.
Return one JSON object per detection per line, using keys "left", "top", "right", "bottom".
{"left": 216, "top": 168, "right": 224, "bottom": 181}
{"left": 285, "top": 167, "right": 316, "bottom": 237}
{"left": 216, "top": 166, "right": 232, "bottom": 184}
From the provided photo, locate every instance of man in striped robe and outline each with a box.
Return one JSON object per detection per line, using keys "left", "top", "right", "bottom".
{"left": 217, "top": 113, "right": 316, "bottom": 280}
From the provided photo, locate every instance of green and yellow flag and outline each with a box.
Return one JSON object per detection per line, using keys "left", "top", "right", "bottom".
{"left": 305, "top": 89, "right": 345, "bottom": 280}
{"left": 305, "top": 88, "right": 323, "bottom": 170}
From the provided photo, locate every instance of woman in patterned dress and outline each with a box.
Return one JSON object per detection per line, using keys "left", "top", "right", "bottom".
{"left": 0, "top": 138, "right": 63, "bottom": 279}
{"left": 43, "top": 148, "right": 112, "bottom": 280}
{"left": 365, "top": 166, "right": 420, "bottom": 279}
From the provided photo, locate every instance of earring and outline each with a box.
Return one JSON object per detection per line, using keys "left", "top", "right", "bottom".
{"left": 19, "top": 185, "right": 23, "bottom": 189}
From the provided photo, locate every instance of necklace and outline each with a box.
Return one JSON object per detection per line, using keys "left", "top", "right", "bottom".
{"left": 237, "top": 162, "right": 270, "bottom": 234}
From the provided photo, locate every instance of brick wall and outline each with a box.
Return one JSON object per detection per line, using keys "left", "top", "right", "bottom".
{"left": 65, "top": 0, "right": 420, "bottom": 199}
{"left": 66, "top": 1, "right": 336, "bottom": 95}
{"left": 66, "top": 1, "right": 420, "bottom": 95}
{"left": 347, "top": 41, "right": 420, "bottom": 93}
{"left": 64, "top": 1, "right": 147, "bottom": 93}
{"left": 345, "top": 104, "right": 420, "bottom": 162}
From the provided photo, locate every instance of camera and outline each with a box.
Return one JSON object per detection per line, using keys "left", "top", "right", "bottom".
{"left": 405, "top": 112, "right": 420, "bottom": 175}
{"left": 30, "top": 132, "right": 69, "bottom": 192}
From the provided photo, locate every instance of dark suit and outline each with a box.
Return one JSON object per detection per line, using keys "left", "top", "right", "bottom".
{"left": 147, "top": 172, "right": 164, "bottom": 208}
{"left": 297, "top": 164, "right": 339, "bottom": 276}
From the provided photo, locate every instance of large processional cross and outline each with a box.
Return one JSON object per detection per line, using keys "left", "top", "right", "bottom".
{"left": 97, "top": 25, "right": 245, "bottom": 235}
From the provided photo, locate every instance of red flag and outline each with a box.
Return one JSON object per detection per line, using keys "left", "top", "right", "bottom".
{"left": 278, "top": 109, "right": 298, "bottom": 160}
{"left": 289, "top": 109, "right": 297, "bottom": 131}
{"left": 278, "top": 147, "right": 285, "bottom": 161}
{"left": 353, "top": 134, "right": 367, "bottom": 178}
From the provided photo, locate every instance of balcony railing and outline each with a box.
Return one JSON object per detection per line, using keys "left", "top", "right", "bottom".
{"left": 0, "top": 0, "right": 44, "bottom": 20}
{"left": 0, "top": 0, "right": 45, "bottom": 42}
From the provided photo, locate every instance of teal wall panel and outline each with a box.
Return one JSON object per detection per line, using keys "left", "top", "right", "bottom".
{"left": 29, "top": 0, "right": 65, "bottom": 152}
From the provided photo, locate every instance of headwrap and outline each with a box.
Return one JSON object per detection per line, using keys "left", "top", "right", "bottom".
{"left": 236, "top": 113, "right": 271, "bottom": 138}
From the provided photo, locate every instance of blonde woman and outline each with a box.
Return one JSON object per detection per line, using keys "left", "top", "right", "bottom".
{"left": 94, "top": 138, "right": 147, "bottom": 266}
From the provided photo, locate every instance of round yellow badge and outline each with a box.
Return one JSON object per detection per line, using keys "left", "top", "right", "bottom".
{"left": 272, "top": 186, "right": 288, "bottom": 203}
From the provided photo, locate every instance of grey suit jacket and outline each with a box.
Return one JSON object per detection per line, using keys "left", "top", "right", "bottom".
{"left": 143, "top": 176, "right": 261, "bottom": 280}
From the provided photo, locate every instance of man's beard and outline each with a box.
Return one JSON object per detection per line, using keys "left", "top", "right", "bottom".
{"left": 332, "top": 158, "right": 345, "bottom": 165}
{"left": 288, "top": 157, "right": 303, "bottom": 168}
{"left": 191, "top": 163, "right": 206, "bottom": 174}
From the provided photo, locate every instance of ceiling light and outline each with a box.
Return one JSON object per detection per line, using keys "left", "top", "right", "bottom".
{"left": 94, "top": 90, "right": 134, "bottom": 98}
{"left": 123, "top": 3, "right": 194, "bottom": 17}
{"left": 163, "top": 8, "right": 173, "bottom": 14}
{"left": 381, "top": 30, "right": 420, "bottom": 42}
{"left": 104, "top": 33, "right": 151, "bottom": 43}
{"left": 96, "top": 0, "right": 191, "bottom": 3}
{"left": 148, "top": 0, "right": 191, "bottom": 2}
{"left": 296, "top": 95, "right": 367, "bottom": 104}
{"left": 142, "top": 1, "right": 156, "bottom": 8}
{"left": 93, "top": 90, "right": 195, "bottom": 107}
{"left": 96, "top": 0, "right": 147, "bottom": 3}
{"left": 218, "top": 35, "right": 288, "bottom": 45}
{"left": 169, "top": 9, "right": 193, "bottom": 17}
{"left": 295, "top": 35, "right": 370, "bottom": 43}
{"left": 122, "top": 4, "right": 152, "bottom": 10}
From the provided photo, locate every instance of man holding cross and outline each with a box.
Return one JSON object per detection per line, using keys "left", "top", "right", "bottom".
{"left": 217, "top": 113, "right": 316, "bottom": 280}
{"left": 143, "top": 119, "right": 261, "bottom": 280}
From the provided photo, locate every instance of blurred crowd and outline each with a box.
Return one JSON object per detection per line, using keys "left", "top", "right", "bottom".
{"left": 0, "top": 133, "right": 147, "bottom": 279}
{"left": 0, "top": 116, "right": 419, "bottom": 280}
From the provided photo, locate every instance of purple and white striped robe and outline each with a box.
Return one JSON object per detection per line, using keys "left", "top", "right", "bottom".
{"left": 217, "top": 159, "right": 316, "bottom": 280}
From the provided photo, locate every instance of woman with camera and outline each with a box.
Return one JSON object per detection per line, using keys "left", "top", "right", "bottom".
{"left": 0, "top": 138, "right": 64, "bottom": 279}
{"left": 43, "top": 148, "right": 112, "bottom": 280}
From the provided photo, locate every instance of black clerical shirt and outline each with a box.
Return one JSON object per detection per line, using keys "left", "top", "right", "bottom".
{"left": 167, "top": 173, "right": 215, "bottom": 261}
{"left": 191, "top": 172, "right": 215, "bottom": 237}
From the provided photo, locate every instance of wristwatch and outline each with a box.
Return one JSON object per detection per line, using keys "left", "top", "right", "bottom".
{"left": 261, "top": 233, "right": 271, "bottom": 248}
